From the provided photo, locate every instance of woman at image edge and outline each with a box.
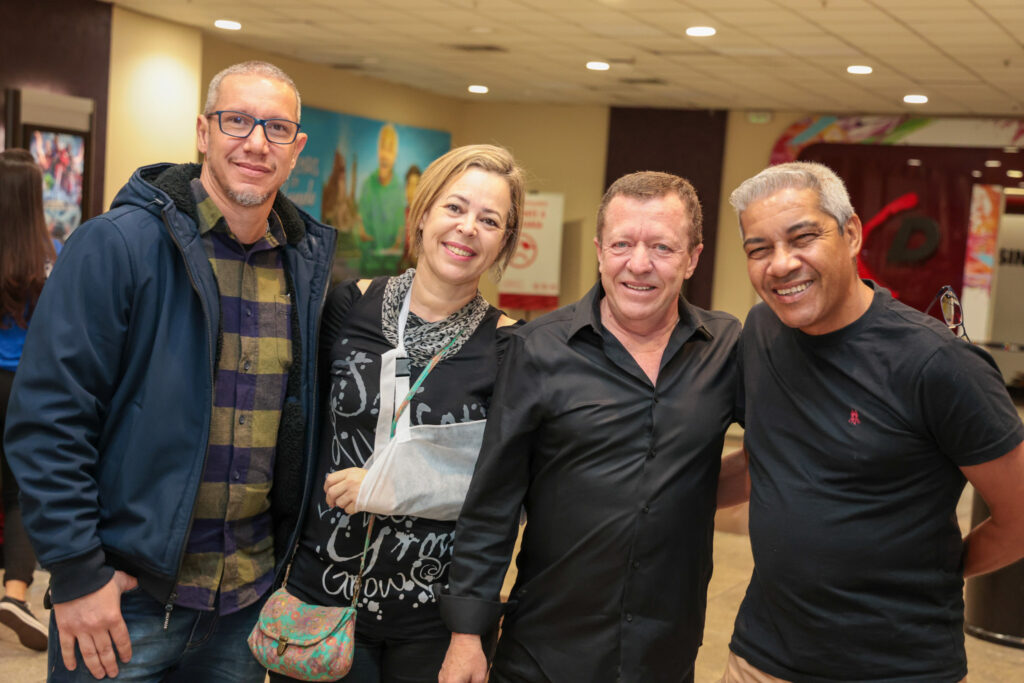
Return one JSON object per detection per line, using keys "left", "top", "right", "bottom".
{"left": 0, "top": 149, "right": 58, "bottom": 651}
{"left": 274, "top": 144, "right": 525, "bottom": 682}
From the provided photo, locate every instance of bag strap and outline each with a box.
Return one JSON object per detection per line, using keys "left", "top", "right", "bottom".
{"left": 350, "top": 514, "right": 376, "bottom": 609}
{"left": 390, "top": 333, "right": 461, "bottom": 439}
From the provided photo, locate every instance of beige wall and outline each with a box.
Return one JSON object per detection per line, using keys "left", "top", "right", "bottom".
{"left": 455, "top": 103, "right": 609, "bottom": 306}
{"left": 104, "top": 7, "right": 202, "bottom": 210}
{"left": 712, "top": 110, "right": 807, "bottom": 321}
{"left": 106, "top": 14, "right": 790, "bottom": 316}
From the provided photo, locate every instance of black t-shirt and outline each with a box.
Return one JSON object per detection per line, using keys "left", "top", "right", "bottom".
{"left": 287, "top": 277, "right": 511, "bottom": 640}
{"left": 731, "top": 283, "right": 1024, "bottom": 682}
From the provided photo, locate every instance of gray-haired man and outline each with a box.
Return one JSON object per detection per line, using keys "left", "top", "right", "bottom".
{"left": 718, "top": 161, "right": 1024, "bottom": 682}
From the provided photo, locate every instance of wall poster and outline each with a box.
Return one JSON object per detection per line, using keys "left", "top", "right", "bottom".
{"left": 283, "top": 106, "right": 451, "bottom": 281}
{"left": 25, "top": 124, "right": 87, "bottom": 242}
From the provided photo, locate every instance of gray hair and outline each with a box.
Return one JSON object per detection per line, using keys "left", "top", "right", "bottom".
{"left": 729, "top": 161, "right": 854, "bottom": 234}
{"left": 204, "top": 61, "right": 302, "bottom": 122}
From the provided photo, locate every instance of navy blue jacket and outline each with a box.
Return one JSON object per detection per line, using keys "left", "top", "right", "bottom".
{"left": 4, "top": 163, "right": 336, "bottom": 605}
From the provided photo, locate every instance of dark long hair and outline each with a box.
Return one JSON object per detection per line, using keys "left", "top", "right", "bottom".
{"left": 0, "top": 149, "right": 56, "bottom": 328}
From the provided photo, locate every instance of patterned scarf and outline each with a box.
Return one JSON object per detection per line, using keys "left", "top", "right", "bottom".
{"left": 381, "top": 268, "right": 489, "bottom": 366}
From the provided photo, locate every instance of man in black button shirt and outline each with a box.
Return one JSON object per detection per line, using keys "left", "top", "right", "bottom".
{"left": 438, "top": 172, "right": 741, "bottom": 682}
{"left": 719, "top": 161, "right": 1024, "bottom": 682}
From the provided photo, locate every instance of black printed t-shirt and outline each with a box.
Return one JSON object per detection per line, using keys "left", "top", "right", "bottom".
{"left": 731, "top": 282, "right": 1024, "bottom": 683}
{"left": 287, "top": 277, "right": 511, "bottom": 640}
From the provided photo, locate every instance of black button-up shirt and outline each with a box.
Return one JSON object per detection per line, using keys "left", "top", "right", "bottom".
{"left": 441, "top": 283, "right": 740, "bottom": 682}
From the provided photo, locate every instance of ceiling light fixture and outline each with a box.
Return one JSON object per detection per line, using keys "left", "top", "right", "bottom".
{"left": 1008, "top": 170, "right": 1024, "bottom": 179}
{"left": 907, "top": 159, "right": 922, "bottom": 167}
{"left": 214, "top": 20, "right": 241, "bottom": 31}
{"left": 587, "top": 61, "right": 610, "bottom": 71}
{"left": 686, "top": 26, "right": 716, "bottom": 37}
{"left": 847, "top": 65, "right": 872, "bottom": 75}
{"left": 903, "top": 94, "right": 928, "bottom": 104}
{"left": 985, "top": 160, "right": 1002, "bottom": 168}
{"left": 971, "top": 170, "right": 982, "bottom": 178}
{"left": 468, "top": 85, "right": 489, "bottom": 94}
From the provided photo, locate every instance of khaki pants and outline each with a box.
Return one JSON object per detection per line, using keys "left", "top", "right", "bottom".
{"left": 719, "top": 652, "right": 966, "bottom": 683}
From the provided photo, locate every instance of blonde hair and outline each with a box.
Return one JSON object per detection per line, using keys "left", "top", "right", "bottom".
{"left": 408, "top": 144, "right": 525, "bottom": 278}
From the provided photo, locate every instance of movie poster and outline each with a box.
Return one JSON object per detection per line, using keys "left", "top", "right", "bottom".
{"left": 26, "top": 127, "right": 86, "bottom": 242}
{"left": 284, "top": 107, "right": 451, "bottom": 281}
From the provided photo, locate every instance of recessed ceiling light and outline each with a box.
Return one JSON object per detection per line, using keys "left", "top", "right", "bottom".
{"left": 587, "top": 61, "right": 610, "bottom": 71}
{"left": 847, "top": 65, "right": 872, "bottom": 75}
{"left": 686, "top": 26, "right": 716, "bottom": 37}
{"left": 907, "top": 159, "right": 922, "bottom": 167}
{"left": 971, "top": 170, "right": 983, "bottom": 178}
{"left": 1008, "top": 170, "right": 1024, "bottom": 179}
{"left": 903, "top": 94, "right": 928, "bottom": 104}
{"left": 468, "top": 85, "right": 489, "bottom": 94}
{"left": 1005, "top": 146, "right": 1020, "bottom": 153}
{"left": 214, "top": 20, "right": 241, "bottom": 31}
{"left": 985, "top": 159, "right": 1002, "bottom": 168}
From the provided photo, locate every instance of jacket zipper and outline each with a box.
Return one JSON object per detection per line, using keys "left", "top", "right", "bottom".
{"left": 157, "top": 201, "right": 216, "bottom": 629}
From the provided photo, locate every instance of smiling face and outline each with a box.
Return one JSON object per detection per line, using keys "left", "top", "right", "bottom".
{"left": 741, "top": 186, "right": 867, "bottom": 335}
{"left": 595, "top": 193, "right": 702, "bottom": 335}
{"left": 196, "top": 73, "right": 307, "bottom": 213}
{"left": 415, "top": 167, "right": 511, "bottom": 290}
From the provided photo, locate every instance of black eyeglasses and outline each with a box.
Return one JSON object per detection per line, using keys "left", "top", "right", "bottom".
{"left": 206, "top": 110, "right": 301, "bottom": 144}
{"left": 925, "top": 285, "right": 971, "bottom": 342}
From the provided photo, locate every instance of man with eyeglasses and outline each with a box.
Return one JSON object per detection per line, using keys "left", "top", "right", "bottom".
{"left": 716, "top": 161, "right": 1024, "bottom": 683}
{"left": 4, "top": 61, "right": 335, "bottom": 681}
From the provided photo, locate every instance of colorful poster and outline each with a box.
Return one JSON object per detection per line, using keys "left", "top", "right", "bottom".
{"left": 960, "top": 184, "right": 1003, "bottom": 343}
{"left": 771, "top": 115, "right": 1024, "bottom": 165}
{"left": 284, "top": 107, "right": 451, "bottom": 280}
{"left": 498, "top": 193, "right": 564, "bottom": 311}
{"left": 27, "top": 127, "right": 86, "bottom": 242}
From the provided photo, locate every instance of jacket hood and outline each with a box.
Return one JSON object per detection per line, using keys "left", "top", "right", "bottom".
{"left": 110, "top": 162, "right": 310, "bottom": 246}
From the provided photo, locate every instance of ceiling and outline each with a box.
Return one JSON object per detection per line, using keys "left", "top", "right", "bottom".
{"left": 107, "top": 0, "right": 1024, "bottom": 116}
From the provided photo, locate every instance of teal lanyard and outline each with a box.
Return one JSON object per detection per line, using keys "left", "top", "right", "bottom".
{"left": 389, "top": 333, "right": 461, "bottom": 439}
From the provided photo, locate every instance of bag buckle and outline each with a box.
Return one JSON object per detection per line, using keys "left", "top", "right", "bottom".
{"left": 277, "top": 636, "right": 289, "bottom": 656}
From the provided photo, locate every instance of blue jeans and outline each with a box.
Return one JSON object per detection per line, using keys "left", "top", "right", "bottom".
{"left": 48, "top": 588, "right": 267, "bottom": 682}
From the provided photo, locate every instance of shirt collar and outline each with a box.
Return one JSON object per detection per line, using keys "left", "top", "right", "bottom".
{"left": 189, "top": 178, "right": 285, "bottom": 247}
{"left": 568, "top": 281, "right": 713, "bottom": 343}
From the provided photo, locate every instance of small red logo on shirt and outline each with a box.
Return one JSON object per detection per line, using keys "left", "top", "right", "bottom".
{"left": 849, "top": 409, "right": 861, "bottom": 425}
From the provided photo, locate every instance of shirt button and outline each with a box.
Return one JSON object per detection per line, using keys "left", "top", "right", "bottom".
{"left": 632, "top": 561, "right": 640, "bottom": 569}
{"left": 642, "top": 504, "right": 650, "bottom": 513}
{"left": 232, "top": 471, "right": 241, "bottom": 481}
{"left": 246, "top": 307, "right": 253, "bottom": 317}
{"left": 239, "top": 414, "right": 246, "bottom": 425}
{"left": 243, "top": 360, "right": 252, "bottom": 372}
{"left": 625, "top": 612, "right": 633, "bottom": 622}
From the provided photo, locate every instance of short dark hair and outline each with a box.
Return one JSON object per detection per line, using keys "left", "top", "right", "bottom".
{"left": 596, "top": 171, "right": 702, "bottom": 251}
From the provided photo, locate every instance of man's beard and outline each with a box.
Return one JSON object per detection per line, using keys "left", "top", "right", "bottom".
{"left": 227, "top": 187, "right": 273, "bottom": 207}
{"left": 209, "top": 158, "right": 277, "bottom": 207}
